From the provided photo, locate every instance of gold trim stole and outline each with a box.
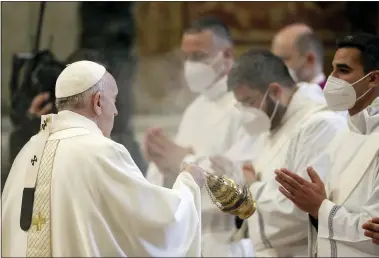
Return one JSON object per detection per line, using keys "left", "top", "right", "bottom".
{"left": 26, "top": 140, "right": 59, "bottom": 257}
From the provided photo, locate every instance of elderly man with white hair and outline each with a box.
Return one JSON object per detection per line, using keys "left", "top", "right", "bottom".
{"left": 1, "top": 61, "right": 205, "bottom": 257}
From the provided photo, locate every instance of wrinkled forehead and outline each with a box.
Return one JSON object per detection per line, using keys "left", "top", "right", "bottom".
{"left": 181, "top": 30, "right": 215, "bottom": 56}
{"left": 332, "top": 48, "right": 363, "bottom": 70}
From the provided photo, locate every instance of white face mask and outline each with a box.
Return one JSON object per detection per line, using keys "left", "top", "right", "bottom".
{"left": 184, "top": 52, "right": 225, "bottom": 95}
{"left": 323, "top": 73, "right": 372, "bottom": 111}
{"left": 235, "top": 91, "right": 279, "bottom": 135}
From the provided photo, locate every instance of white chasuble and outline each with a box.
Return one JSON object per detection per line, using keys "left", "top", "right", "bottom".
{"left": 2, "top": 111, "right": 202, "bottom": 257}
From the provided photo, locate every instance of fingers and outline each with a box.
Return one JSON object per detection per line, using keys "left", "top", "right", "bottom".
{"left": 278, "top": 186, "right": 295, "bottom": 200}
{"left": 275, "top": 169, "right": 303, "bottom": 192}
{"left": 184, "top": 163, "right": 206, "bottom": 187}
{"left": 364, "top": 229, "right": 379, "bottom": 242}
{"left": 209, "top": 156, "right": 223, "bottom": 166}
{"left": 362, "top": 220, "right": 379, "bottom": 243}
{"left": 280, "top": 168, "right": 311, "bottom": 186}
{"left": 148, "top": 132, "right": 170, "bottom": 151}
{"left": 242, "top": 162, "right": 254, "bottom": 171}
{"left": 362, "top": 220, "right": 379, "bottom": 233}
{"left": 146, "top": 140, "right": 165, "bottom": 157}
{"left": 210, "top": 160, "right": 225, "bottom": 175}
{"left": 307, "top": 167, "right": 322, "bottom": 184}
{"left": 37, "top": 103, "right": 53, "bottom": 116}
{"left": 30, "top": 92, "right": 50, "bottom": 114}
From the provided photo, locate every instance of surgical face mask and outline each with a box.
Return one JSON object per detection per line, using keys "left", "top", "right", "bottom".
{"left": 323, "top": 73, "right": 372, "bottom": 111}
{"left": 184, "top": 52, "right": 225, "bottom": 94}
{"left": 235, "top": 91, "right": 279, "bottom": 135}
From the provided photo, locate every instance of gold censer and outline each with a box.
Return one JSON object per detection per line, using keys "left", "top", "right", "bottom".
{"left": 205, "top": 172, "right": 256, "bottom": 219}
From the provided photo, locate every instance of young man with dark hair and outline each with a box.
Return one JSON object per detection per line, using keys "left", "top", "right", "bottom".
{"left": 227, "top": 49, "right": 347, "bottom": 257}
{"left": 275, "top": 33, "right": 379, "bottom": 257}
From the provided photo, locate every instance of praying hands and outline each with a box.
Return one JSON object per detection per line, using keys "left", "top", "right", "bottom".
{"left": 143, "top": 127, "right": 193, "bottom": 174}
{"left": 274, "top": 167, "right": 327, "bottom": 218}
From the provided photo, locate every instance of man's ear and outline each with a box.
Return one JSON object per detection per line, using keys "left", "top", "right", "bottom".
{"left": 267, "top": 82, "right": 282, "bottom": 98}
{"left": 93, "top": 91, "right": 102, "bottom": 116}
{"left": 306, "top": 52, "right": 316, "bottom": 66}
{"left": 223, "top": 47, "right": 234, "bottom": 60}
{"left": 368, "top": 70, "right": 379, "bottom": 89}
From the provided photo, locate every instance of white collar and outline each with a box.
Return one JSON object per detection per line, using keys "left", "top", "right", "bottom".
{"left": 310, "top": 73, "right": 326, "bottom": 85}
{"left": 348, "top": 97, "right": 379, "bottom": 134}
{"left": 50, "top": 110, "right": 103, "bottom": 135}
{"left": 202, "top": 75, "right": 228, "bottom": 101}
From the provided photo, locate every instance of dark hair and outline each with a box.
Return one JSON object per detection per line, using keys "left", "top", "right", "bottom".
{"left": 336, "top": 33, "right": 379, "bottom": 74}
{"left": 185, "top": 16, "right": 233, "bottom": 44}
{"left": 296, "top": 32, "right": 324, "bottom": 64}
{"left": 227, "top": 50, "right": 295, "bottom": 92}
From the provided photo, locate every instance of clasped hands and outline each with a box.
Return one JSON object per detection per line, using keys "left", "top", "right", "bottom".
{"left": 275, "top": 168, "right": 379, "bottom": 245}
{"left": 274, "top": 167, "right": 327, "bottom": 219}
{"left": 143, "top": 127, "right": 193, "bottom": 175}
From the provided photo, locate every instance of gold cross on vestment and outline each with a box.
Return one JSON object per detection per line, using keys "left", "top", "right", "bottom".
{"left": 32, "top": 212, "right": 47, "bottom": 231}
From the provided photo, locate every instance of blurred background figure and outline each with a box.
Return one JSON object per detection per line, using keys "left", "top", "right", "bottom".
{"left": 271, "top": 24, "right": 326, "bottom": 88}
{"left": 144, "top": 16, "right": 258, "bottom": 257}
{"left": 77, "top": 2, "right": 147, "bottom": 173}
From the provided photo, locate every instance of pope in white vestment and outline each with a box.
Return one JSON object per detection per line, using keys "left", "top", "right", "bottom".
{"left": 275, "top": 33, "right": 379, "bottom": 257}
{"left": 2, "top": 61, "right": 204, "bottom": 257}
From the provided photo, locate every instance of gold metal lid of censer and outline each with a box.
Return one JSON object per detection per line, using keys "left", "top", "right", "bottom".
{"left": 182, "top": 164, "right": 257, "bottom": 220}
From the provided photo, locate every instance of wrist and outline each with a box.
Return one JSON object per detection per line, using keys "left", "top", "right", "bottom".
{"left": 310, "top": 211, "right": 319, "bottom": 219}
{"left": 310, "top": 200, "right": 325, "bottom": 219}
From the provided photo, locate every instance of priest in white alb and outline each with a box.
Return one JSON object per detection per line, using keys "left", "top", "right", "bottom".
{"left": 223, "top": 49, "right": 347, "bottom": 257}
{"left": 275, "top": 33, "right": 379, "bottom": 257}
{"left": 144, "top": 17, "right": 260, "bottom": 257}
{"left": 2, "top": 61, "right": 205, "bottom": 257}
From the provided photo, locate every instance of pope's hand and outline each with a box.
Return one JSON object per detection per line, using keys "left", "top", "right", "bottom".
{"left": 210, "top": 156, "right": 247, "bottom": 185}
{"left": 182, "top": 163, "right": 206, "bottom": 188}
{"left": 209, "top": 155, "right": 234, "bottom": 177}
{"left": 144, "top": 128, "right": 193, "bottom": 174}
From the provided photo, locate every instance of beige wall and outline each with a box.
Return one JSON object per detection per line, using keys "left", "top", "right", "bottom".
{"left": 1, "top": 2, "right": 80, "bottom": 110}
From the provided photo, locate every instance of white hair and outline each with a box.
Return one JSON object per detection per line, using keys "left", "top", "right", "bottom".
{"left": 55, "top": 76, "right": 105, "bottom": 111}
